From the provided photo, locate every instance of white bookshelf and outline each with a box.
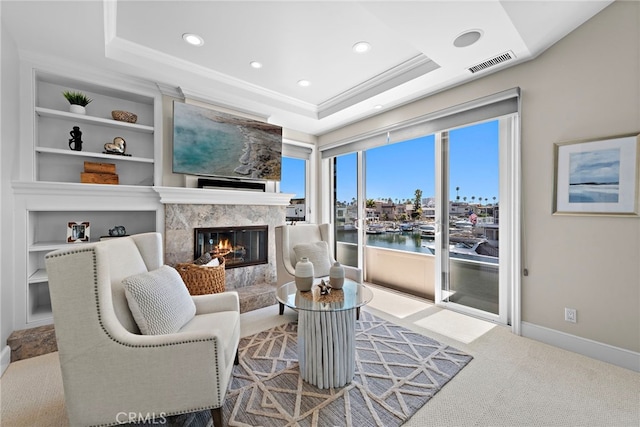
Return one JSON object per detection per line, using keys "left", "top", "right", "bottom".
{"left": 13, "top": 62, "right": 164, "bottom": 329}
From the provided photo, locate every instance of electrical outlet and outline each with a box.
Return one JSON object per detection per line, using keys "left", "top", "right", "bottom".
{"left": 564, "top": 307, "right": 577, "bottom": 323}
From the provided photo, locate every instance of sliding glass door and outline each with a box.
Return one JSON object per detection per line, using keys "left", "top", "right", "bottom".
{"left": 323, "top": 89, "right": 520, "bottom": 328}
{"left": 436, "top": 120, "right": 505, "bottom": 322}
{"left": 333, "top": 153, "right": 363, "bottom": 270}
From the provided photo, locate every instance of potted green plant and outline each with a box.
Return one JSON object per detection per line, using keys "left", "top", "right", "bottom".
{"left": 62, "top": 91, "right": 92, "bottom": 115}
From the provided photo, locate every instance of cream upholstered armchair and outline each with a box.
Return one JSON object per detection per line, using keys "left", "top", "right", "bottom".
{"left": 275, "top": 223, "right": 363, "bottom": 315}
{"left": 44, "top": 232, "right": 240, "bottom": 427}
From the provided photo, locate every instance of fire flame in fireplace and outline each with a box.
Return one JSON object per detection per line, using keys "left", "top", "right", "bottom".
{"left": 214, "top": 239, "right": 233, "bottom": 256}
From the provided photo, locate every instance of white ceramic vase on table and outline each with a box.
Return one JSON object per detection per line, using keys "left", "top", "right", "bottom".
{"left": 329, "top": 261, "right": 345, "bottom": 289}
{"left": 295, "top": 257, "right": 314, "bottom": 291}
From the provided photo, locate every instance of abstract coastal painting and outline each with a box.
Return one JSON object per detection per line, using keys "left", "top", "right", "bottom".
{"left": 172, "top": 101, "right": 282, "bottom": 180}
{"left": 554, "top": 134, "right": 639, "bottom": 216}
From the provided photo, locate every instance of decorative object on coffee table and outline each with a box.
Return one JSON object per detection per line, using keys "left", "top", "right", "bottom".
{"left": 176, "top": 257, "right": 226, "bottom": 295}
{"left": 62, "top": 90, "right": 92, "bottom": 115}
{"left": 294, "top": 257, "right": 314, "bottom": 291}
{"left": 111, "top": 110, "right": 137, "bottom": 123}
{"left": 329, "top": 261, "right": 345, "bottom": 289}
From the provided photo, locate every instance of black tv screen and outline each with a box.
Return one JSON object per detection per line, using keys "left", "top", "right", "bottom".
{"left": 172, "top": 101, "right": 282, "bottom": 180}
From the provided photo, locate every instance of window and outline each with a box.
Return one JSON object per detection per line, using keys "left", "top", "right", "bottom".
{"left": 281, "top": 156, "right": 307, "bottom": 222}
{"left": 364, "top": 135, "right": 435, "bottom": 253}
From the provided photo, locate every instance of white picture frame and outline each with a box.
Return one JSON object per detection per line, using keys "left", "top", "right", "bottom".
{"left": 553, "top": 133, "right": 639, "bottom": 216}
{"left": 67, "top": 221, "right": 90, "bottom": 243}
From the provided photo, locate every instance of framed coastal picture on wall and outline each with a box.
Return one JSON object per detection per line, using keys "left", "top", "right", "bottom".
{"left": 553, "top": 133, "right": 639, "bottom": 216}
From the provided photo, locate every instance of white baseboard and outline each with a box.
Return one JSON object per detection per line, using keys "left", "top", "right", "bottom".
{"left": 1, "top": 344, "right": 11, "bottom": 377}
{"left": 521, "top": 322, "right": 640, "bottom": 372}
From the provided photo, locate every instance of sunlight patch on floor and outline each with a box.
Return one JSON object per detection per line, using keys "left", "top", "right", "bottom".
{"left": 365, "top": 285, "right": 432, "bottom": 319}
{"left": 414, "top": 309, "right": 496, "bottom": 343}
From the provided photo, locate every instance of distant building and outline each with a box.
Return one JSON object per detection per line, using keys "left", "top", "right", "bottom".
{"left": 286, "top": 198, "right": 305, "bottom": 222}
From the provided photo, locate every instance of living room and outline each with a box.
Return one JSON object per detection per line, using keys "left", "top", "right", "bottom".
{"left": 1, "top": 1, "right": 639, "bottom": 426}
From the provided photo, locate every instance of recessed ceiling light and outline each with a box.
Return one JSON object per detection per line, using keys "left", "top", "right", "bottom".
{"left": 352, "top": 41, "right": 372, "bottom": 54}
{"left": 453, "top": 30, "right": 482, "bottom": 48}
{"left": 297, "top": 79, "right": 310, "bottom": 87}
{"left": 250, "top": 61, "right": 263, "bottom": 69}
{"left": 182, "top": 33, "right": 204, "bottom": 47}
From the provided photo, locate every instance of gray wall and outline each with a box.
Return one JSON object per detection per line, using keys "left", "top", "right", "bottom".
{"left": 1, "top": 12, "right": 20, "bottom": 370}
{"left": 318, "top": 2, "right": 639, "bottom": 353}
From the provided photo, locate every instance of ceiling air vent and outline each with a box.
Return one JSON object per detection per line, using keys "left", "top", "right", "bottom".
{"left": 468, "top": 51, "right": 515, "bottom": 74}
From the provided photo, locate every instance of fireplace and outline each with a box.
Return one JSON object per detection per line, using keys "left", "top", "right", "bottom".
{"left": 194, "top": 226, "right": 268, "bottom": 269}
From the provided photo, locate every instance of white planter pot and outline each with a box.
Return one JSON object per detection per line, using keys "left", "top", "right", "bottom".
{"left": 69, "top": 104, "right": 86, "bottom": 115}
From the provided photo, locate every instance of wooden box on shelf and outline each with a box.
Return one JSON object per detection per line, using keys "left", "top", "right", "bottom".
{"left": 83, "top": 161, "right": 116, "bottom": 174}
{"left": 81, "top": 161, "right": 118, "bottom": 184}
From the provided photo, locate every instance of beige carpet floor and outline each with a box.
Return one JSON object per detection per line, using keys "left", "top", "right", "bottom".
{"left": 1, "top": 284, "right": 639, "bottom": 426}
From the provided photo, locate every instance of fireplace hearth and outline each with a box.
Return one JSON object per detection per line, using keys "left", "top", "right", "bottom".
{"left": 194, "top": 226, "right": 268, "bottom": 269}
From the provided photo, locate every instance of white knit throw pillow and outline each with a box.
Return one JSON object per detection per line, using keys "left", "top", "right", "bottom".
{"left": 293, "top": 241, "right": 332, "bottom": 277}
{"left": 122, "top": 265, "right": 196, "bottom": 335}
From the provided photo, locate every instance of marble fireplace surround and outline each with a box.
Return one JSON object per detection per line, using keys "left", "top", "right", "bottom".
{"left": 155, "top": 187, "right": 293, "bottom": 312}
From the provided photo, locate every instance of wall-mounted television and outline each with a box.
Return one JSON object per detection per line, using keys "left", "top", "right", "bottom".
{"left": 172, "top": 101, "right": 282, "bottom": 181}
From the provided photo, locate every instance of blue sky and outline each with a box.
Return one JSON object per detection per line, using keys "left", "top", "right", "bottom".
{"left": 337, "top": 120, "right": 500, "bottom": 204}
{"left": 281, "top": 157, "right": 306, "bottom": 198}
{"left": 282, "top": 120, "right": 500, "bottom": 204}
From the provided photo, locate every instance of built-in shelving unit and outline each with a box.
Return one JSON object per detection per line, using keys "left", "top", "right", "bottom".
{"left": 13, "top": 61, "right": 163, "bottom": 330}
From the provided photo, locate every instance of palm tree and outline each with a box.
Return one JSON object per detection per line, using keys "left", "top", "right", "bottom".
{"left": 412, "top": 189, "right": 423, "bottom": 220}
{"left": 471, "top": 196, "right": 476, "bottom": 203}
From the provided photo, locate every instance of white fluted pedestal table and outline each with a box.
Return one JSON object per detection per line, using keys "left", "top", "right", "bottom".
{"left": 276, "top": 279, "right": 373, "bottom": 389}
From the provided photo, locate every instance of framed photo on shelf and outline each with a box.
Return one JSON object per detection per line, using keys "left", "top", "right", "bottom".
{"left": 67, "top": 221, "right": 90, "bottom": 243}
{"left": 553, "top": 133, "right": 639, "bottom": 216}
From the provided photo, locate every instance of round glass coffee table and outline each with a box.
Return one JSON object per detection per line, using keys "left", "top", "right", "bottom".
{"left": 276, "top": 278, "right": 373, "bottom": 389}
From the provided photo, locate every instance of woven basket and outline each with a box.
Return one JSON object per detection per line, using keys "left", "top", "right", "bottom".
{"left": 176, "top": 257, "right": 226, "bottom": 295}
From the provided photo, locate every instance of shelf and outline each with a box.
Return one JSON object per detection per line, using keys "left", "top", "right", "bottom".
{"left": 29, "top": 305, "right": 53, "bottom": 324}
{"left": 36, "top": 146, "right": 154, "bottom": 163}
{"left": 35, "top": 107, "right": 154, "bottom": 133}
{"left": 28, "top": 269, "right": 48, "bottom": 284}
{"left": 30, "top": 241, "right": 91, "bottom": 252}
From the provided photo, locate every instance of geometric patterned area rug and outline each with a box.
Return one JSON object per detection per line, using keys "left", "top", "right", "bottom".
{"left": 223, "top": 311, "right": 473, "bottom": 426}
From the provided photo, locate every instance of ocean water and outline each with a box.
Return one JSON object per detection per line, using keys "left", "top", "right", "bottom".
{"left": 569, "top": 184, "right": 619, "bottom": 203}
{"left": 337, "top": 230, "right": 433, "bottom": 255}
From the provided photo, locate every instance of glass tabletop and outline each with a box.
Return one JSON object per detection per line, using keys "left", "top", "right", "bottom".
{"left": 276, "top": 278, "right": 374, "bottom": 312}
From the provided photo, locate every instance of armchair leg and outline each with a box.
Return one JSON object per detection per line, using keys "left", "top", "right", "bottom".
{"left": 279, "top": 302, "right": 284, "bottom": 315}
{"left": 234, "top": 350, "right": 239, "bottom": 365}
{"left": 211, "top": 407, "right": 223, "bottom": 427}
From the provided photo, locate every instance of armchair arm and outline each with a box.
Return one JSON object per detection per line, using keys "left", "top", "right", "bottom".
{"left": 192, "top": 291, "right": 239, "bottom": 314}
{"left": 344, "top": 265, "right": 363, "bottom": 283}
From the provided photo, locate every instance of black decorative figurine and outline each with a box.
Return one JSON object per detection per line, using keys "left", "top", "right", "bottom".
{"left": 68, "top": 126, "right": 83, "bottom": 151}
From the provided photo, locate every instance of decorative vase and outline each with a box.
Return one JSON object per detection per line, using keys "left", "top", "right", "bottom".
{"left": 69, "top": 104, "right": 86, "bottom": 115}
{"left": 329, "top": 261, "right": 345, "bottom": 289}
{"left": 294, "top": 257, "right": 314, "bottom": 292}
